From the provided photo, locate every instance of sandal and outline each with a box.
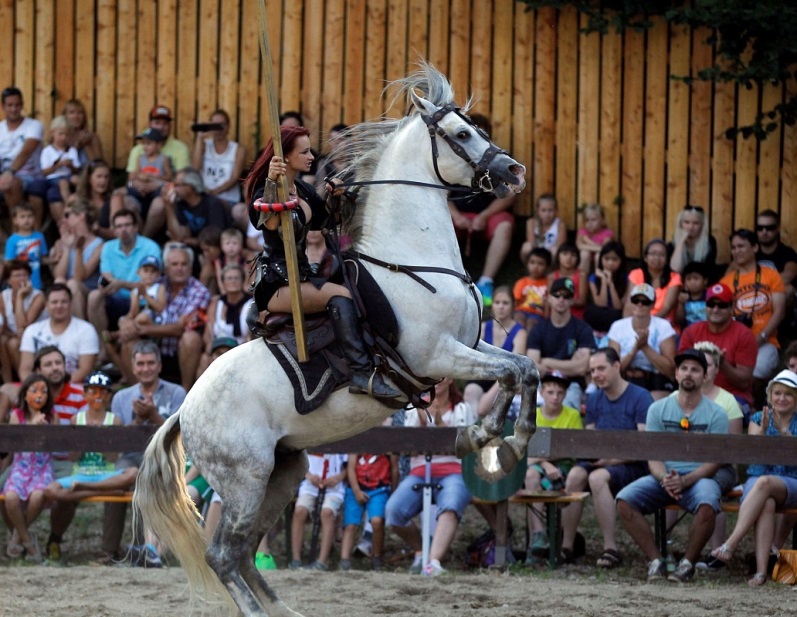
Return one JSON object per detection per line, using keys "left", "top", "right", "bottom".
{"left": 23, "top": 537, "right": 42, "bottom": 564}
{"left": 559, "top": 547, "right": 575, "bottom": 564}
{"left": 6, "top": 541, "right": 24, "bottom": 558}
{"left": 748, "top": 572, "right": 767, "bottom": 588}
{"left": 710, "top": 543, "right": 734, "bottom": 564}
{"left": 596, "top": 548, "right": 623, "bottom": 569}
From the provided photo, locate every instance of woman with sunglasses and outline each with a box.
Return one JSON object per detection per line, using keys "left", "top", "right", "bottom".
{"left": 668, "top": 205, "right": 717, "bottom": 276}
{"left": 626, "top": 239, "right": 682, "bottom": 329}
{"left": 609, "top": 282, "right": 676, "bottom": 400}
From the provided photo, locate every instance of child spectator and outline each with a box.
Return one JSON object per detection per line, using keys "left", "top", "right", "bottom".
{"left": 549, "top": 242, "right": 587, "bottom": 320}
{"left": 4, "top": 203, "right": 48, "bottom": 289}
{"left": 39, "top": 115, "right": 81, "bottom": 224}
{"left": 576, "top": 203, "right": 614, "bottom": 273}
{"left": 197, "top": 225, "right": 223, "bottom": 293}
{"left": 520, "top": 193, "right": 566, "bottom": 263}
{"left": 0, "top": 260, "right": 46, "bottom": 382}
{"left": 126, "top": 127, "right": 173, "bottom": 222}
{"left": 675, "top": 261, "right": 709, "bottom": 328}
{"left": 125, "top": 255, "right": 167, "bottom": 326}
{"left": 339, "top": 452, "right": 398, "bottom": 571}
{"left": 215, "top": 227, "right": 251, "bottom": 292}
{"left": 585, "top": 241, "right": 628, "bottom": 344}
{"left": 513, "top": 247, "right": 551, "bottom": 332}
{"left": 3, "top": 373, "right": 54, "bottom": 562}
{"left": 290, "top": 453, "right": 348, "bottom": 571}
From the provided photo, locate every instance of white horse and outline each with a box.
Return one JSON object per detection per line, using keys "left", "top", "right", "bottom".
{"left": 134, "top": 63, "right": 537, "bottom": 617}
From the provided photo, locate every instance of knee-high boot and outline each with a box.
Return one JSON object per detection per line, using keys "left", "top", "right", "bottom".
{"left": 326, "top": 296, "right": 401, "bottom": 399}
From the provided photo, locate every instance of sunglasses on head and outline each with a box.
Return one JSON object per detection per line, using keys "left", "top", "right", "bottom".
{"left": 756, "top": 224, "right": 777, "bottom": 232}
{"left": 706, "top": 301, "right": 731, "bottom": 309}
{"left": 684, "top": 205, "right": 704, "bottom": 214}
{"left": 630, "top": 297, "right": 653, "bottom": 306}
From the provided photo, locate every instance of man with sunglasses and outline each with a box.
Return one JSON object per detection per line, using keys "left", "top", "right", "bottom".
{"left": 756, "top": 210, "right": 797, "bottom": 339}
{"left": 679, "top": 283, "right": 758, "bottom": 422}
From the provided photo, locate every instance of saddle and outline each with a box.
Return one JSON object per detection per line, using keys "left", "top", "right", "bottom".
{"left": 255, "top": 254, "right": 437, "bottom": 414}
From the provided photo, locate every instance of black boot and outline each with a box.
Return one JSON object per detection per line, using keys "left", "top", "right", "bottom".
{"left": 327, "top": 296, "right": 402, "bottom": 399}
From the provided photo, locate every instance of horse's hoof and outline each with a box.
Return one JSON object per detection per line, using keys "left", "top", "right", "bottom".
{"left": 496, "top": 440, "right": 524, "bottom": 474}
{"left": 455, "top": 427, "right": 478, "bottom": 459}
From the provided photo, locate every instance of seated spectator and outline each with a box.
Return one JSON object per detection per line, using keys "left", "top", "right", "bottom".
{"left": 289, "top": 453, "right": 348, "bottom": 571}
{"left": 523, "top": 371, "right": 583, "bottom": 563}
{"left": 710, "top": 369, "right": 797, "bottom": 587}
{"left": 513, "top": 247, "right": 551, "bottom": 332}
{"left": 674, "top": 261, "right": 709, "bottom": 329}
{"left": 560, "top": 348, "right": 651, "bottom": 568}
{"left": 197, "top": 226, "right": 223, "bottom": 294}
{"left": 625, "top": 239, "right": 682, "bottom": 327}
{"left": 0, "top": 260, "right": 46, "bottom": 382}
{"left": 527, "top": 277, "right": 594, "bottom": 410}
{"left": 608, "top": 283, "right": 676, "bottom": 400}
{"left": 482, "top": 285, "right": 527, "bottom": 355}
{"left": 39, "top": 115, "right": 81, "bottom": 224}
{"left": 191, "top": 108, "right": 247, "bottom": 229}
{"left": 117, "top": 243, "right": 211, "bottom": 390}
{"left": 679, "top": 282, "right": 758, "bottom": 421}
{"left": 784, "top": 340, "right": 797, "bottom": 373}
{"left": 71, "top": 160, "right": 114, "bottom": 240}
{"left": 549, "top": 242, "right": 587, "bottom": 320}
{"left": 4, "top": 202, "right": 48, "bottom": 290}
{"left": 617, "top": 349, "right": 736, "bottom": 583}
{"left": 720, "top": 229, "right": 785, "bottom": 394}
{"left": 0, "top": 87, "right": 46, "bottom": 226}
{"left": 584, "top": 241, "right": 629, "bottom": 344}
{"left": 756, "top": 209, "right": 797, "bottom": 340}
{"left": 18, "top": 284, "right": 99, "bottom": 384}
{"left": 520, "top": 193, "right": 566, "bottom": 264}
{"left": 118, "top": 128, "right": 173, "bottom": 231}
{"left": 215, "top": 227, "right": 252, "bottom": 291}
{"left": 44, "top": 371, "right": 137, "bottom": 503}
{"left": 576, "top": 203, "right": 614, "bottom": 274}
{"left": 63, "top": 98, "right": 104, "bottom": 165}
{"left": 50, "top": 199, "right": 102, "bottom": 319}
{"left": 385, "top": 378, "right": 475, "bottom": 576}
{"left": 667, "top": 205, "right": 717, "bottom": 276}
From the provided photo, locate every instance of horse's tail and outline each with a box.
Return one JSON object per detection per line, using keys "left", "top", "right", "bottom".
{"left": 133, "top": 412, "right": 231, "bottom": 612}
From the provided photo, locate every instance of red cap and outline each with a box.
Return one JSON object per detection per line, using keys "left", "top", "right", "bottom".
{"left": 706, "top": 283, "right": 733, "bottom": 303}
{"left": 149, "top": 105, "right": 173, "bottom": 121}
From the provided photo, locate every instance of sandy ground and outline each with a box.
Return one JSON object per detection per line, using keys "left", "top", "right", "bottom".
{"left": 2, "top": 564, "right": 796, "bottom": 616}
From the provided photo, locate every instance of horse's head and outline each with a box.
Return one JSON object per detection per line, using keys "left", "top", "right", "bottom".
{"left": 411, "top": 91, "right": 526, "bottom": 199}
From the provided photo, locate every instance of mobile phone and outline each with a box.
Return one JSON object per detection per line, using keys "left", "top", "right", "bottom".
{"left": 191, "top": 122, "right": 225, "bottom": 132}
{"left": 98, "top": 275, "right": 110, "bottom": 288}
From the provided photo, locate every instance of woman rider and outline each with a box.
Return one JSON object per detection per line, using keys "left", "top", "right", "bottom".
{"left": 244, "top": 126, "right": 400, "bottom": 399}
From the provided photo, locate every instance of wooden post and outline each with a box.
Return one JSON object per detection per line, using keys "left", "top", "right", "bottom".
{"left": 256, "top": 0, "right": 309, "bottom": 362}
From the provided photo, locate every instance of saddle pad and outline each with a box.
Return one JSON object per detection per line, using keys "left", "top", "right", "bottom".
{"left": 264, "top": 338, "right": 348, "bottom": 415}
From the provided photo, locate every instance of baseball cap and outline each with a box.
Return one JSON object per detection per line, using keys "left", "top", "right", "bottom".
{"left": 550, "top": 277, "right": 575, "bottom": 297}
{"left": 139, "top": 255, "right": 161, "bottom": 271}
{"left": 630, "top": 283, "right": 656, "bottom": 302}
{"left": 84, "top": 371, "right": 113, "bottom": 390}
{"left": 136, "top": 127, "right": 166, "bottom": 142}
{"left": 674, "top": 348, "right": 708, "bottom": 372}
{"left": 540, "top": 370, "right": 571, "bottom": 388}
{"left": 706, "top": 283, "right": 733, "bottom": 304}
{"left": 149, "top": 105, "right": 173, "bottom": 121}
{"left": 211, "top": 336, "right": 238, "bottom": 354}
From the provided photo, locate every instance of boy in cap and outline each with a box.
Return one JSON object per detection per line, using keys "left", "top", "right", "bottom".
{"left": 125, "top": 127, "right": 173, "bottom": 220}
{"left": 675, "top": 261, "right": 709, "bottom": 328}
{"left": 126, "top": 254, "right": 166, "bottom": 325}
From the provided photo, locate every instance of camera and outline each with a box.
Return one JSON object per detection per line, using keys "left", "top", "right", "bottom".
{"left": 191, "top": 122, "right": 225, "bottom": 132}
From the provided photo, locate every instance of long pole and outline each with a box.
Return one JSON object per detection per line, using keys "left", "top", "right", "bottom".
{"left": 256, "top": 0, "right": 308, "bottom": 362}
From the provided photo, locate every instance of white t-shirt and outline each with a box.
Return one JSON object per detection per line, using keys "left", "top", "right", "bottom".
{"left": 201, "top": 138, "right": 241, "bottom": 204}
{"left": 297, "top": 453, "right": 348, "bottom": 500}
{"left": 40, "top": 144, "right": 81, "bottom": 180}
{"left": 0, "top": 117, "right": 44, "bottom": 176}
{"left": 19, "top": 317, "right": 100, "bottom": 375}
{"left": 607, "top": 316, "right": 676, "bottom": 373}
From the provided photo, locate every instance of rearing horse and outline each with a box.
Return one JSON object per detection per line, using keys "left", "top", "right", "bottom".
{"left": 134, "top": 63, "right": 538, "bottom": 617}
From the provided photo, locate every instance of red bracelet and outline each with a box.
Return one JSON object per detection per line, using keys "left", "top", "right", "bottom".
{"left": 253, "top": 198, "right": 298, "bottom": 213}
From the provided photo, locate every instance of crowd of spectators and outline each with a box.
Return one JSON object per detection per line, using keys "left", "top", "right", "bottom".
{"left": 1, "top": 90, "right": 796, "bottom": 585}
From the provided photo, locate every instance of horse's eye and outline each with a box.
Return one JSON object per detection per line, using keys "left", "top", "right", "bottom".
{"left": 457, "top": 130, "right": 470, "bottom": 140}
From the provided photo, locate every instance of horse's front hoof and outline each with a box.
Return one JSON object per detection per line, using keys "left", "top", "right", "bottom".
{"left": 496, "top": 439, "right": 524, "bottom": 474}
{"left": 455, "top": 427, "right": 478, "bottom": 459}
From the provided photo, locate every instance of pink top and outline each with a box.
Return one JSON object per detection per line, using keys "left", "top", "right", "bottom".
{"left": 577, "top": 226, "right": 614, "bottom": 245}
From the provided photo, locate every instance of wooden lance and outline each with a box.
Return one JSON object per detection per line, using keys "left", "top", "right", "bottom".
{"left": 256, "top": 0, "right": 309, "bottom": 362}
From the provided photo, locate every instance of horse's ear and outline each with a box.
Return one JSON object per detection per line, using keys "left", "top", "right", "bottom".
{"left": 410, "top": 89, "right": 436, "bottom": 116}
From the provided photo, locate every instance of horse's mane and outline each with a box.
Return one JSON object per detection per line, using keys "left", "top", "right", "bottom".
{"left": 332, "top": 61, "right": 472, "bottom": 241}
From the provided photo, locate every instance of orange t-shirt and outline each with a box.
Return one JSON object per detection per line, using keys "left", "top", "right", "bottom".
{"left": 720, "top": 265, "right": 785, "bottom": 347}
{"left": 514, "top": 276, "right": 548, "bottom": 316}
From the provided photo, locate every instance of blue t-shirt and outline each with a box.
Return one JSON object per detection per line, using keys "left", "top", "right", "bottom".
{"left": 684, "top": 294, "right": 707, "bottom": 327}
{"left": 646, "top": 395, "right": 729, "bottom": 475}
{"left": 99, "top": 235, "right": 162, "bottom": 299}
{"left": 585, "top": 382, "right": 653, "bottom": 430}
{"left": 4, "top": 231, "right": 48, "bottom": 289}
{"left": 527, "top": 316, "right": 594, "bottom": 361}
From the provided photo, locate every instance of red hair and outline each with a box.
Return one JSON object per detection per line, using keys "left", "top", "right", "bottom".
{"left": 244, "top": 126, "right": 311, "bottom": 205}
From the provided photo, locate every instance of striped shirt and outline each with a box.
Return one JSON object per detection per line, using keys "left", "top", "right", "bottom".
{"left": 53, "top": 381, "right": 87, "bottom": 460}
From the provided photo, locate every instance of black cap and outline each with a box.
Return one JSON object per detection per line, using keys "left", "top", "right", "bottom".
{"left": 674, "top": 349, "right": 707, "bottom": 373}
{"left": 136, "top": 127, "right": 166, "bottom": 142}
{"left": 550, "top": 277, "right": 575, "bottom": 297}
{"left": 540, "top": 370, "right": 571, "bottom": 388}
{"left": 84, "top": 371, "right": 113, "bottom": 389}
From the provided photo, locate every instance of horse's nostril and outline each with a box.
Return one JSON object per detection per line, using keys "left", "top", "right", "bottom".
{"left": 509, "top": 164, "right": 526, "bottom": 178}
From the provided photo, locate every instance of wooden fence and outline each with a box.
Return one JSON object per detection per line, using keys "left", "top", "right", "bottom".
{"left": 1, "top": 0, "right": 794, "bottom": 260}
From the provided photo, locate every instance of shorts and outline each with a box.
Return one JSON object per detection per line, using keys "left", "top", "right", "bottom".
{"left": 104, "top": 292, "right": 131, "bottom": 330}
{"left": 342, "top": 486, "right": 390, "bottom": 527}
{"left": 385, "top": 472, "right": 471, "bottom": 527}
{"left": 45, "top": 177, "right": 69, "bottom": 203}
{"left": 295, "top": 491, "right": 343, "bottom": 514}
{"left": 742, "top": 475, "right": 797, "bottom": 509}
{"left": 126, "top": 185, "right": 162, "bottom": 220}
{"left": 18, "top": 174, "right": 48, "bottom": 198}
{"left": 457, "top": 211, "right": 514, "bottom": 241}
{"left": 188, "top": 474, "right": 214, "bottom": 504}
{"left": 574, "top": 461, "right": 649, "bottom": 495}
{"left": 56, "top": 470, "right": 126, "bottom": 488}
{"left": 527, "top": 461, "right": 574, "bottom": 491}
{"left": 753, "top": 343, "right": 780, "bottom": 380}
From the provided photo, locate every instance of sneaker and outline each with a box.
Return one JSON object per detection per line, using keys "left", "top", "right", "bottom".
{"left": 371, "top": 556, "right": 383, "bottom": 571}
{"left": 409, "top": 553, "right": 424, "bottom": 575}
{"left": 288, "top": 560, "right": 303, "bottom": 570}
{"left": 668, "top": 558, "right": 695, "bottom": 583}
{"left": 695, "top": 555, "right": 727, "bottom": 572}
{"left": 339, "top": 559, "right": 352, "bottom": 571}
{"left": 530, "top": 531, "right": 550, "bottom": 557}
{"left": 47, "top": 541, "right": 62, "bottom": 562}
{"left": 353, "top": 538, "right": 373, "bottom": 558}
{"left": 140, "top": 544, "right": 163, "bottom": 568}
{"left": 305, "top": 560, "right": 328, "bottom": 571}
{"left": 255, "top": 552, "right": 277, "bottom": 571}
{"left": 476, "top": 280, "right": 493, "bottom": 308}
{"left": 421, "top": 559, "right": 447, "bottom": 577}
{"left": 647, "top": 558, "right": 667, "bottom": 581}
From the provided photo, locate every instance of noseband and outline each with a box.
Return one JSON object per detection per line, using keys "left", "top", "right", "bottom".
{"left": 419, "top": 103, "right": 509, "bottom": 192}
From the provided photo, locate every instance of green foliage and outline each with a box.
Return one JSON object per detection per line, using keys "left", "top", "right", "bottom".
{"left": 519, "top": 0, "right": 797, "bottom": 139}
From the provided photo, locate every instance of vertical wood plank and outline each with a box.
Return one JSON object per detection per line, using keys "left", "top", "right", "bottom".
{"left": 363, "top": 0, "right": 387, "bottom": 120}
{"left": 448, "top": 0, "right": 470, "bottom": 103}
{"left": 322, "top": 0, "right": 345, "bottom": 133}
{"left": 34, "top": 0, "right": 56, "bottom": 123}
{"left": 780, "top": 80, "right": 796, "bottom": 245}
{"left": 470, "top": 0, "right": 492, "bottom": 114}
{"left": 175, "top": 0, "right": 198, "bottom": 145}
{"left": 217, "top": 0, "right": 240, "bottom": 136}
{"left": 302, "top": 0, "right": 324, "bottom": 139}
{"left": 758, "top": 82, "right": 783, "bottom": 214}
{"left": 384, "top": 0, "right": 408, "bottom": 117}
{"left": 643, "top": 19, "right": 668, "bottom": 243}
{"left": 156, "top": 0, "right": 178, "bottom": 136}
{"left": 343, "top": 0, "right": 367, "bottom": 128}
{"left": 94, "top": 0, "right": 115, "bottom": 166}
{"left": 407, "top": 0, "right": 428, "bottom": 62}
{"left": 512, "top": 2, "right": 534, "bottom": 216}
{"left": 14, "top": 0, "right": 34, "bottom": 109}
{"left": 734, "top": 82, "right": 758, "bottom": 229}
{"left": 665, "top": 22, "right": 690, "bottom": 238}
{"left": 534, "top": 6, "right": 556, "bottom": 217}
{"left": 577, "top": 13, "right": 600, "bottom": 214}
{"left": 427, "top": 0, "right": 449, "bottom": 75}
{"left": 54, "top": 0, "right": 75, "bottom": 111}
{"left": 74, "top": 0, "right": 95, "bottom": 117}
{"left": 621, "top": 28, "right": 645, "bottom": 256}
{"left": 237, "top": 0, "right": 260, "bottom": 154}
{"left": 711, "top": 80, "right": 736, "bottom": 264}
{"left": 114, "top": 0, "right": 137, "bottom": 168}
{"left": 554, "top": 6, "right": 577, "bottom": 221}
{"left": 135, "top": 0, "right": 156, "bottom": 132}
{"left": 491, "top": 0, "right": 514, "bottom": 151}
{"left": 280, "top": 0, "right": 303, "bottom": 116}
{"left": 0, "top": 0, "right": 14, "bottom": 88}
{"left": 599, "top": 30, "right": 622, "bottom": 236}
{"left": 197, "top": 0, "right": 220, "bottom": 126}
{"left": 688, "top": 27, "right": 713, "bottom": 210}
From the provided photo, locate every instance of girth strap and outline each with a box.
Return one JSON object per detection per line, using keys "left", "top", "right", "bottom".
{"left": 351, "top": 251, "right": 472, "bottom": 294}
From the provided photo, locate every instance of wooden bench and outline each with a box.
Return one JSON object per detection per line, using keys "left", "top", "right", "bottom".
{"left": 0, "top": 492, "right": 133, "bottom": 504}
